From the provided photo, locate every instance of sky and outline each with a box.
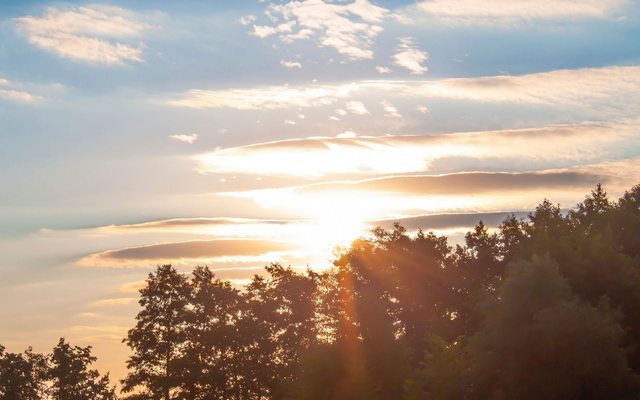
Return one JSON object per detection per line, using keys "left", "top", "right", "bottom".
{"left": 1, "top": 0, "right": 640, "bottom": 382}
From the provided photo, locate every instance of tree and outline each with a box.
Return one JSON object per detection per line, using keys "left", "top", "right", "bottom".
{"left": 48, "top": 338, "right": 117, "bottom": 400}
{"left": 180, "top": 266, "right": 243, "bottom": 400}
{"left": 468, "top": 256, "right": 639, "bottom": 400}
{"left": 403, "top": 335, "right": 468, "bottom": 400}
{"left": 0, "top": 345, "right": 48, "bottom": 400}
{"left": 122, "top": 265, "right": 191, "bottom": 400}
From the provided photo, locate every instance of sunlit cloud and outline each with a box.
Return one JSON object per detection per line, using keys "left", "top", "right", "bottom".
{"left": 91, "top": 297, "right": 137, "bottom": 307}
{"left": 14, "top": 5, "right": 150, "bottom": 65}
{"left": 196, "top": 121, "right": 640, "bottom": 177}
{"left": 288, "top": 170, "right": 605, "bottom": 196}
{"left": 170, "top": 133, "right": 198, "bottom": 144}
{"left": 393, "top": 37, "right": 428, "bottom": 75}
{"left": 376, "top": 66, "right": 392, "bottom": 74}
{"left": 346, "top": 100, "right": 369, "bottom": 115}
{"left": 78, "top": 239, "right": 300, "bottom": 268}
{"left": 250, "top": 0, "right": 389, "bottom": 60}
{"left": 223, "top": 158, "right": 640, "bottom": 223}
{"left": 381, "top": 100, "right": 402, "bottom": 118}
{"left": 167, "top": 82, "right": 358, "bottom": 110}
{"left": 281, "top": 59, "right": 302, "bottom": 68}
{"left": 166, "top": 66, "right": 640, "bottom": 116}
{"left": 0, "top": 78, "right": 43, "bottom": 103}
{"left": 400, "top": 0, "right": 629, "bottom": 25}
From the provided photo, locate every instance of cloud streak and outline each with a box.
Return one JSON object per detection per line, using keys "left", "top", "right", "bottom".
{"left": 196, "top": 121, "right": 640, "bottom": 177}
{"left": 401, "top": 0, "right": 629, "bottom": 25}
{"left": 166, "top": 66, "right": 640, "bottom": 116}
{"left": 79, "top": 239, "right": 300, "bottom": 268}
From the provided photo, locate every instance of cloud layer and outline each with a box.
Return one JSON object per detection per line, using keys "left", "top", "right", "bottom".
{"left": 195, "top": 121, "right": 640, "bottom": 177}
{"left": 402, "top": 0, "right": 629, "bottom": 25}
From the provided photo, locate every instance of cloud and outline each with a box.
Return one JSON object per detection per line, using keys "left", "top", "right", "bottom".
{"left": 0, "top": 78, "right": 41, "bottom": 103}
{"left": 373, "top": 211, "right": 531, "bottom": 232}
{"left": 411, "top": 66, "right": 640, "bottom": 110}
{"left": 393, "top": 37, "right": 428, "bottom": 75}
{"left": 167, "top": 82, "right": 358, "bottom": 110}
{"left": 224, "top": 159, "right": 640, "bottom": 222}
{"left": 401, "top": 0, "right": 629, "bottom": 25}
{"left": 281, "top": 60, "right": 302, "bottom": 68}
{"left": 252, "top": 0, "right": 389, "bottom": 60}
{"left": 381, "top": 100, "right": 402, "bottom": 118}
{"left": 289, "top": 170, "right": 605, "bottom": 195}
{"left": 14, "top": 5, "right": 150, "bottom": 65}
{"left": 91, "top": 297, "right": 137, "bottom": 307}
{"left": 170, "top": 133, "right": 198, "bottom": 144}
{"left": 166, "top": 65, "right": 640, "bottom": 115}
{"left": 376, "top": 66, "right": 392, "bottom": 74}
{"left": 79, "top": 239, "right": 299, "bottom": 268}
{"left": 239, "top": 15, "right": 256, "bottom": 26}
{"left": 195, "top": 121, "right": 640, "bottom": 177}
{"left": 346, "top": 100, "right": 369, "bottom": 114}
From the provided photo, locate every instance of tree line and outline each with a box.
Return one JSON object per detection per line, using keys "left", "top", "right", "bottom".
{"left": 3, "top": 183, "right": 640, "bottom": 399}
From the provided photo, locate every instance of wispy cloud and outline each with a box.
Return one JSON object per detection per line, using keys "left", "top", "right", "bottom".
{"left": 281, "top": 60, "right": 302, "bottom": 69}
{"left": 250, "top": 0, "right": 389, "bottom": 60}
{"left": 166, "top": 66, "right": 640, "bottom": 115}
{"left": 346, "top": 100, "right": 369, "bottom": 115}
{"left": 401, "top": 0, "right": 629, "bottom": 26}
{"left": 167, "top": 82, "right": 358, "bottom": 110}
{"left": 78, "top": 239, "right": 299, "bottom": 268}
{"left": 195, "top": 121, "right": 640, "bottom": 177}
{"left": 14, "top": 5, "right": 150, "bottom": 65}
{"left": 381, "top": 100, "right": 402, "bottom": 118}
{"left": 393, "top": 37, "right": 428, "bottom": 75}
{"left": 224, "top": 158, "right": 640, "bottom": 222}
{"left": 170, "top": 133, "right": 198, "bottom": 144}
{"left": 0, "top": 78, "right": 41, "bottom": 103}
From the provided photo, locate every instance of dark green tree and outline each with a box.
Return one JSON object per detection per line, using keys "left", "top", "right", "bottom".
{"left": 179, "top": 266, "right": 243, "bottom": 400}
{"left": 468, "top": 256, "right": 638, "bottom": 400}
{"left": 122, "top": 265, "right": 191, "bottom": 400}
{"left": 48, "top": 338, "right": 117, "bottom": 400}
{"left": 0, "top": 345, "right": 48, "bottom": 400}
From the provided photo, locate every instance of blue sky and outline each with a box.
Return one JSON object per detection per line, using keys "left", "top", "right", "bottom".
{"left": 1, "top": 0, "right": 640, "bottom": 381}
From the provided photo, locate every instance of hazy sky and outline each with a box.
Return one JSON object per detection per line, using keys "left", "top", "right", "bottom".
{"left": 1, "top": 0, "right": 640, "bottom": 381}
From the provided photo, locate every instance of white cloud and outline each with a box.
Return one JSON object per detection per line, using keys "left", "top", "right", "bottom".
{"left": 0, "top": 78, "right": 41, "bottom": 103}
{"left": 168, "top": 82, "right": 359, "bottom": 110}
{"left": 252, "top": 0, "right": 389, "bottom": 60}
{"left": 170, "top": 133, "right": 198, "bottom": 144}
{"left": 284, "top": 119, "right": 297, "bottom": 125}
{"left": 376, "top": 66, "right": 392, "bottom": 74}
{"left": 14, "top": 5, "right": 149, "bottom": 65}
{"left": 393, "top": 37, "right": 428, "bottom": 75}
{"left": 281, "top": 59, "right": 302, "bottom": 68}
{"left": 381, "top": 100, "right": 402, "bottom": 118}
{"left": 167, "top": 66, "right": 640, "bottom": 117}
{"left": 346, "top": 100, "right": 369, "bottom": 114}
{"left": 417, "top": 105, "right": 430, "bottom": 113}
{"left": 252, "top": 22, "right": 293, "bottom": 38}
{"left": 402, "top": 0, "right": 629, "bottom": 25}
{"left": 239, "top": 15, "right": 256, "bottom": 25}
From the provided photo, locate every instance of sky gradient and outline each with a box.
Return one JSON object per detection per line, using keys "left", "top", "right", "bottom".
{"left": 1, "top": 0, "right": 640, "bottom": 381}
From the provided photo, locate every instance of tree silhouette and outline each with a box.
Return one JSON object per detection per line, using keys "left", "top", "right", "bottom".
{"left": 122, "top": 265, "right": 191, "bottom": 400}
{"left": 0, "top": 345, "right": 48, "bottom": 400}
{"left": 48, "top": 338, "right": 116, "bottom": 400}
